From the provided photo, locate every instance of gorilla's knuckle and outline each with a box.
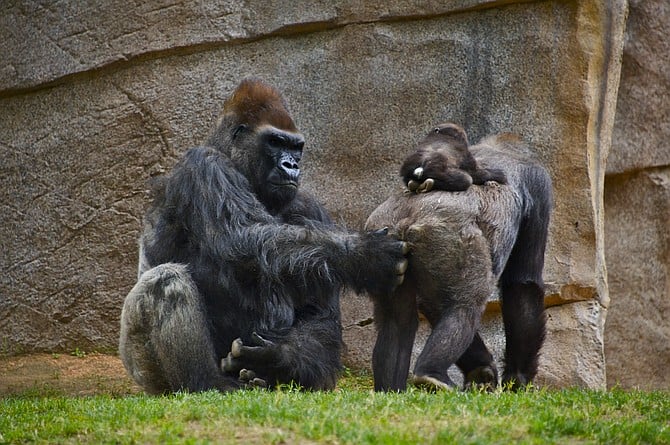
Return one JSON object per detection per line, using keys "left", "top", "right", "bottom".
{"left": 231, "top": 338, "right": 244, "bottom": 357}
{"left": 395, "top": 258, "right": 408, "bottom": 275}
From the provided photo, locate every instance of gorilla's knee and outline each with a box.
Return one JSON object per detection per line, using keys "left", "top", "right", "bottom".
{"left": 139, "top": 263, "right": 196, "bottom": 302}
{"left": 120, "top": 263, "right": 216, "bottom": 394}
{"left": 124, "top": 263, "right": 200, "bottom": 322}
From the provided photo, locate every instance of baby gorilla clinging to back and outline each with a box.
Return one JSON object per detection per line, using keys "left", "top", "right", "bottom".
{"left": 401, "top": 123, "right": 507, "bottom": 193}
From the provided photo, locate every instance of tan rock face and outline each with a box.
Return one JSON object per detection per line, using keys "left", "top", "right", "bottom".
{"left": 608, "top": 0, "right": 670, "bottom": 175}
{"left": 604, "top": 0, "right": 670, "bottom": 390}
{"left": 0, "top": 1, "right": 628, "bottom": 389}
{"left": 605, "top": 171, "right": 670, "bottom": 389}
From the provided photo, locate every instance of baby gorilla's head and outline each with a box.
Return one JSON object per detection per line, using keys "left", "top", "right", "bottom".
{"left": 401, "top": 122, "right": 507, "bottom": 193}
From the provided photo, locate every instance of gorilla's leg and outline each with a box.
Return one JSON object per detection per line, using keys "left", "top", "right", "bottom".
{"left": 498, "top": 162, "right": 551, "bottom": 390}
{"left": 119, "top": 263, "right": 239, "bottom": 393}
{"left": 500, "top": 282, "right": 546, "bottom": 390}
{"left": 456, "top": 332, "right": 499, "bottom": 389}
{"left": 412, "top": 305, "right": 480, "bottom": 390}
{"left": 371, "top": 281, "right": 419, "bottom": 392}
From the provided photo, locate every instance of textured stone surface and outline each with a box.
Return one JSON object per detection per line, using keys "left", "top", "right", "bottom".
{"left": 604, "top": 170, "right": 670, "bottom": 389}
{"left": 0, "top": 0, "right": 573, "bottom": 94}
{"left": 603, "top": 0, "right": 670, "bottom": 390}
{"left": 607, "top": 0, "right": 670, "bottom": 175}
{"left": 0, "top": 0, "right": 626, "bottom": 389}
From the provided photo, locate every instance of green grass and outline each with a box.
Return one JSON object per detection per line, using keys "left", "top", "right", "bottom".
{"left": 1, "top": 373, "right": 668, "bottom": 444}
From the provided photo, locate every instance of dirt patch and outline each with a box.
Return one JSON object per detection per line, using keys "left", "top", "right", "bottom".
{"left": 0, "top": 353, "right": 140, "bottom": 397}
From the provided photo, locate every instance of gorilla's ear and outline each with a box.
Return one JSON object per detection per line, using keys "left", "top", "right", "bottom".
{"left": 232, "top": 124, "right": 248, "bottom": 140}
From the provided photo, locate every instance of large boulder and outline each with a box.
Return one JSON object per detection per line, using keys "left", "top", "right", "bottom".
{"left": 0, "top": 0, "right": 628, "bottom": 389}
{"left": 604, "top": 0, "right": 670, "bottom": 390}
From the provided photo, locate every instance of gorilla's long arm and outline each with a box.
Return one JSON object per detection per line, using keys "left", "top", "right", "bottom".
{"left": 143, "top": 147, "right": 405, "bottom": 298}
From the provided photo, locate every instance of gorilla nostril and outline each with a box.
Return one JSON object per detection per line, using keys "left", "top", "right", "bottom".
{"left": 282, "top": 161, "right": 298, "bottom": 170}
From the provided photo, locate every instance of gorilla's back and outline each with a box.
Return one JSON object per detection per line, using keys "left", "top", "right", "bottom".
{"left": 370, "top": 187, "right": 491, "bottom": 307}
{"left": 365, "top": 137, "right": 535, "bottom": 310}
{"left": 367, "top": 178, "right": 519, "bottom": 279}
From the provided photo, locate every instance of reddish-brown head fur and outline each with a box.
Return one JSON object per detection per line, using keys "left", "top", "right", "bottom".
{"left": 222, "top": 78, "right": 298, "bottom": 132}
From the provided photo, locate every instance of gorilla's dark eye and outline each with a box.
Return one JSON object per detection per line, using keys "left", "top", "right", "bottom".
{"left": 434, "top": 128, "right": 441, "bottom": 134}
{"left": 269, "top": 135, "right": 284, "bottom": 146}
{"left": 233, "top": 124, "right": 247, "bottom": 140}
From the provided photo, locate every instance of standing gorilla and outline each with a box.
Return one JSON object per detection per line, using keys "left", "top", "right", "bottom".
{"left": 119, "top": 78, "right": 408, "bottom": 394}
{"left": 366, "top": 128, "right": 552, "bottom": 392}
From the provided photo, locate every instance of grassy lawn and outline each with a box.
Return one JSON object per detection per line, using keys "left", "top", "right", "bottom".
{"left": 1, "top": 371, "right": 668, "bottom": 444}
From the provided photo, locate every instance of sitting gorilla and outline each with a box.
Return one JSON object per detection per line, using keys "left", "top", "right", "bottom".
{"left": 366, "top": 129, "right": 552, "bottom": 392}
{"left": 119, "top": 78, "right": 408, "bottom": 393}
{"left": 400, "top": 122, "right": 507, "bottom": 193}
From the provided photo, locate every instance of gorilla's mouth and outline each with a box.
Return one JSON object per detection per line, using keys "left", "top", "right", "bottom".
{"left": 270, "top": 181, "right": 298, "bottom": 189}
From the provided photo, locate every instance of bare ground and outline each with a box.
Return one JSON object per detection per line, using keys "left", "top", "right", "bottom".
{"left": 0, "top": 353, "right": 140, "bottom": 397}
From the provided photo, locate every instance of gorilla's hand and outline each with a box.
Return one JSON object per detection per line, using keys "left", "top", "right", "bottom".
{"left": 407, "top": 177, "right": 435, "bottom": 193}
{"left": 406, "top": 165, "right": 473, "bottom": 193}
{"left": 405, "top": 166, "right": 442, "bottom": 193}
{"left": 353, "top": 228, "right": 409, "bottom": 297}
{"left": 238, "top": 369, "right": 268, "bottom": 388}
{"left": 221, "top": 333, "right": 278, "bottom": 388}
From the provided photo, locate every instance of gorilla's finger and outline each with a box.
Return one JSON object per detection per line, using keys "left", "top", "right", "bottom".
{"left": 251, "top": 332, "right": 275, "bottom": 347}
{"left": 239, "top": 368, "right": 256, "bottom": 382}
{"left": 396, "top": 258, "right": 408, "bottom": 275}
{"left": 230, "top": 338, "right": 244, "bottom": 357}
{"left": 249, "top": 377, "right": 268, "bottom": 388}
{"left": 417, "top": 178, "right": 434, "bottom": 193}
{"left": 407, "top": 180, "right": 419, "bottom": 192}
{"left": 221, "top": 353, "right": 241, "bottom": 373}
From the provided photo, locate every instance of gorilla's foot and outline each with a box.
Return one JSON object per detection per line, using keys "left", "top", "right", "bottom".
{"left": 463, "top": 365, "right": 498, "bottom": 392}
{"left": 407, "top": 178, "right": 434, "bottom": 193}
{"left": 416, "top": 178, "right": 434, "bottom": 193}
{"left": 502, "top": 371, "right": 535, "bottom": 392}
{"left": 412, "top": 374, "right": 456, "bottom": 392}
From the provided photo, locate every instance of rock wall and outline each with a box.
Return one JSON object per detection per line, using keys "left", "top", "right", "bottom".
{"left": 604, "top": 0, "right": 670, "bottom": 389}
{"left": 1, "top": 1, "right": 628, "bottom": 389}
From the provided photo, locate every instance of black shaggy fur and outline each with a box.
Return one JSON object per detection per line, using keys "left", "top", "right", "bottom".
{"left": 119, "top": 78, "right": 407, "bottom": 393}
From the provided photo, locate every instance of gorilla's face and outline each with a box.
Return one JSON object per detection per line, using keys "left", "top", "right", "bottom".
{"left": 231, "top": 123, "right": 305, "bottom": 212}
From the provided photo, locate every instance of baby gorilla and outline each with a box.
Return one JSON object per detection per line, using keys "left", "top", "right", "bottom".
{"left": 400, "top": 123, "right": 507, "bottom": 193}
